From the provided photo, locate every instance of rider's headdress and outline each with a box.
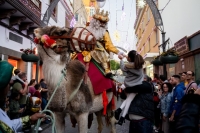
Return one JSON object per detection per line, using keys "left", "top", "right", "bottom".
{"left": 93, "top": 9, "right": 109, "bottom": 22}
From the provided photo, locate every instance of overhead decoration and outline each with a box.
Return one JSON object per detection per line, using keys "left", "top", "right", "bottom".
{"left": 121, "top": 11, "right": 126, "bottom": 22}
{"left": 137, "top": 0, "right": 146, "bottom": 8}
{"left": 97, "top": 0, "right": 106, "bottom": 8}
{"left": 114, "top": 30, "right": 121, "bottom": 42}
{"left": 70, "top": 17, "right": 76, "bottom": 28}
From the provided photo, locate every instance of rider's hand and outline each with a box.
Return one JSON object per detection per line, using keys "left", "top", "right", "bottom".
{"left": 118, "top": 55, "right": 124, "bottom": 60}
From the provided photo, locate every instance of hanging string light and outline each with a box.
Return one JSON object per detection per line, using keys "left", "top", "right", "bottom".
{"left": 137, "top": 0, "right": 146, "bottom": 8}
{"left": 114, "top": 30, "right": 121, "bottom": 42}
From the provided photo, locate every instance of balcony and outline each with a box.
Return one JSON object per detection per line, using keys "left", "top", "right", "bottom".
{"left": 0, "top": 0, "right": 43, "bottom": 38}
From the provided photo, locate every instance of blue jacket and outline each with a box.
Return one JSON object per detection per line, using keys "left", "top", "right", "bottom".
{"left": 160, "top": 93, "right": 172, "bottom": 117}
{"left": 169, "top": 83, "right": 185, "bottom": 116}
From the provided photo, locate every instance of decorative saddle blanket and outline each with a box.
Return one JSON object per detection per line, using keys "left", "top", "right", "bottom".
{"left": 77, "top": 53, "right": 115, "bottom": 95}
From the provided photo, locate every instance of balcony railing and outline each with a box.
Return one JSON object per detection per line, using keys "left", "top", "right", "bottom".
{"left": 6, "top": 0, "right": 43, "bottom": 26}
{"left": 18, "top": 0, "right": 41, "bottom": 17}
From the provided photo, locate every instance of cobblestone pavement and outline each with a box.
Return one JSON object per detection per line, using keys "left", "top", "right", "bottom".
{"left": 41, "top": 99, "right": 130, "bottom": 133}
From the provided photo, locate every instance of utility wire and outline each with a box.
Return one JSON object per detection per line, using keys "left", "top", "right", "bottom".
{"left": 159, "top": 0, "right": 172, "bottom": 14}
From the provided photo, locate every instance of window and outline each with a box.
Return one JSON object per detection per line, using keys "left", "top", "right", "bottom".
{"left": 9, "top": 32, "right": 23, "bottom": 44}
{"left": 148, "top": 38, "right": 150, "bottom": 51}
{"left": 143, "top": 44, "right": 145, "bottom": 54}
{"left": 142, "top": 21, "right": 145, "bottom": 31}
{"left": 147, "top": 8, "right": 150, "bottom": 22}
{"left": 50, "top": 0, "right": 58, "bottom": 21}
{"left": 75, "top": 13, "right": 79, "bottom": 21}
{"left": 155, "top": 29, "right": 159, "bottom": 44}
{"left": 31, "top": 0, "right": 40, "bottom": 8}
{"left": 90, "top": 7, "right": 95, "bottom": 17}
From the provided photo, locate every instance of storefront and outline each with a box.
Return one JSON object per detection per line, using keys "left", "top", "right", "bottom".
{"left": 174, "top": 30, "right": 200, "bottom": 84}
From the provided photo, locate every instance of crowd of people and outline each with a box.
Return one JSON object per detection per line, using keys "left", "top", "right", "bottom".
{"left": 114, "top": 50, "right": 200, "bottom": 133}
{"left": 0, "top": 61, "right": 50, "bottom": 132}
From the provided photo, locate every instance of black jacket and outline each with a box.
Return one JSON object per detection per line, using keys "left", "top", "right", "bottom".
{"left": 176, "top": 94, "right": 200, "bottom": 133}
{"left": 128, "top": 81, "right": 154, "bottom": 122}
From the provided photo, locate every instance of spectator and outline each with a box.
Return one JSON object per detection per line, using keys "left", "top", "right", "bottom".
{"left": 176, "top": 89, "right": 200, "bottom": 133}
{"left": 160, "top": 83, "right": 173, "bottom": 133}
{"left": 10, "top": 69, "right": 24, "bottom": 85}
{"left": 34, "top": 84, "right": 42, "bottom": 99}
{"left": 12, "top": 72, "right": 28, "bottom": 116}
{"left": 40, "top": 79, "right": 48, "bottom": 110}
{"left": 169, "top": 75, "right": 185, "bottom": 133}
{"left": 0, "top": 61, "right": 45, "bottom": 132}
{"left": 181, "top": 72, "right": 188, "bottom": 86}
{"left": 159, "top": 75, "right": 168, "bottom": 83}
{"left": 128, "top": 76, "right": 154, "bottom": 133}
{"left": 9, "top": 92, "right": 23, "bottom": 119}
{"left": 185, "top": 71, "right": 198, "bottom": 94}
{"left": 28, "top": 79, "right": 36, "bottom": 96}
{"left": 153, "top": 90, "right": 161, "bottom": 133}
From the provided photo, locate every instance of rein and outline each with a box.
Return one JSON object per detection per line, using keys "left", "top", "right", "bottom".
{"left": 35, "top": 65, "right": 83, "bottom": 133}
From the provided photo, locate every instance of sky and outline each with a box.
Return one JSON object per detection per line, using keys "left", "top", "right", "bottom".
{"left": 100, "top": 0, "right": 137, "bottom": 53}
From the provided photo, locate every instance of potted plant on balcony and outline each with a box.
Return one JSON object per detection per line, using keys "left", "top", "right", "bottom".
{"left": 151, "top": 56, "right": 163, "bottom": 66}
{"left": 160, "top": 49, "right": 179, "bottom": 64}
{"left": 20, "top": 48, "right": 39, "bottom": 62}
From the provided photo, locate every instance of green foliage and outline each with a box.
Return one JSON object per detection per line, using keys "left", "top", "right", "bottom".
{"left": 110, "top": 60, "right": 120, "bottom": 70}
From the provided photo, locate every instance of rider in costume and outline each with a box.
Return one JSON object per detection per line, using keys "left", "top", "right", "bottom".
{"left": 83, "top": 9, "right": 123, "bottom": 76}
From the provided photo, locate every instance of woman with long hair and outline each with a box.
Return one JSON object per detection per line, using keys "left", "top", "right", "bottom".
{"left": 160, "top": 83, "right": 173, "bottom": 133}
{"left": 28, "top": 79, "right": 36, "bottom": 96}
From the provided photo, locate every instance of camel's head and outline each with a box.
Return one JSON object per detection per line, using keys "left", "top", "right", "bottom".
{"left": 34, "top": 26, "right": 72, "bottom": 62}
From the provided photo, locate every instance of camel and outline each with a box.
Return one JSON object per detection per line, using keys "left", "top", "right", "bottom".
{"left": 34, "top": 26, "right": 117, "bottom": 133}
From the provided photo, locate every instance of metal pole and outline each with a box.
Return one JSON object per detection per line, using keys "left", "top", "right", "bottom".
{"left": 35, "top": 60, "right": 40, "bottom": 83}
{"left": 162, "top": 32, "right": 167, "bottom": 78}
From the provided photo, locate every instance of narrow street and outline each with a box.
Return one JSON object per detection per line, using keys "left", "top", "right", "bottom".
{"left": 41, "top": 100, "right": 130, "bottom": 133}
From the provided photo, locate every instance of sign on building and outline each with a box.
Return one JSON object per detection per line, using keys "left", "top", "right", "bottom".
{"left": 174, "top": 36, "right": 189, "bottom": 55}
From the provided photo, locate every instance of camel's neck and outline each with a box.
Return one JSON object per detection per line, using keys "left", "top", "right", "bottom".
{"left": 42, "top": 59, "right": 66, "bottom": 89}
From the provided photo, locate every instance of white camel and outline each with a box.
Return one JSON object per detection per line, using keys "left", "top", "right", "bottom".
{"left": 34, "top": 26, "right": 117, "bottom": 133}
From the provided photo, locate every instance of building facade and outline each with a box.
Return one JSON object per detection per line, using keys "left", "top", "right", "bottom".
{"left": 82, "top": 0, "right": 98, "bottom": 22}
{"left": 158, "top": 0, "right": 200, "bottom": 83}
{"left": 0, "top": 0, "right": 73, "bottom": 82}
{"left": 134, "top": 0, "right": 160, "bottom": 79}
{"left": 73, "top": 0, "right": 87, "bottom": 27}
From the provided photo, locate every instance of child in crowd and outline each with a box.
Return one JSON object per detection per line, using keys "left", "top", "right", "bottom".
{"left": 115, "top": 50, "right": 145, "bottom": 125}
{"left": 9, "top": 92, "right": 24, "bottom": 119}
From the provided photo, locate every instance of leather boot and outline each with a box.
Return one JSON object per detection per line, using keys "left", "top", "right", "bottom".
{"left": 114, "top": 108, "right": 122, "bottom": 120}
{"left": 117, "top": 116, "right": 125, "bottom": 126}
{"left": 102, "top": 62, "right": 112, "bottom": 77}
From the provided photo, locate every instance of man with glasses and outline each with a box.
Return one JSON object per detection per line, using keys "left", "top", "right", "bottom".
{"left": 185, "top": 71, "right": 198, "bottom": 94}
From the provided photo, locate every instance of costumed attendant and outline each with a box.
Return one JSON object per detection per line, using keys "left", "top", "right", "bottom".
{"left": 0, "top": 60, "right": 45, "bottom": 132}
{"left": 115, "top": 50, "right": 145, "bottom": 125}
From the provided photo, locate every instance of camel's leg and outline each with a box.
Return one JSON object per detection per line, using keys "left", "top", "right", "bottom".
{"left": 110, "top": 112, "right": 117, "bottom": 133}
{"left": 95, "top": 111, "right": 104, "bottom": 133}
{"left": 54, "top": 112, "right": 65, "bottom": 133}
{"left": 76, "top": 112, "right": 89, "bottom": 133}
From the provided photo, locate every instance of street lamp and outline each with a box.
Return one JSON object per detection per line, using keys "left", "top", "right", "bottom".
{"left": 139, "top": 0, "right": 168, "bottom": 77}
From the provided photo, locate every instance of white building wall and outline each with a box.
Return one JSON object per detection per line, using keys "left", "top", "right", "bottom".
{"left": 0, "top": 26, "right": 32, "bottom": 52}
{"left": 41, "top": 0, "right": 71, "bottom": 27}
{"left": 159, "top": 0, "right": 200, "bottom": 49}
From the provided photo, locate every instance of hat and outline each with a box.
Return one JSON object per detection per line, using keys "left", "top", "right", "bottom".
{"left": 0, "top": 61, "right": 13, "bottom": 90}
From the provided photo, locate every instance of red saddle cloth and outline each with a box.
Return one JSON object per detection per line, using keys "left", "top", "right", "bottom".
{"left": 77, "top": 53, "right": 115, "bottom": 95}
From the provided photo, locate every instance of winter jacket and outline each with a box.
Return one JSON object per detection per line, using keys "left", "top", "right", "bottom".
{"left": 169, "top": 83, "right": 185, "bottom": 116}
{"left": 176, "top": 94, "right": 200, "bottom": 133}
{"left": 120, "top": 60, "right": 144, "bottom": 87}
{"left": 128, "top": 81, "right": 154, "bottom": 122}
{"left": 160, "top": 93, "right": 172, "bottom": 117}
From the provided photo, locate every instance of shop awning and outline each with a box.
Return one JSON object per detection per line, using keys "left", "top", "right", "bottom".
{"left": 143, "top": 53, "right": 159, "bottom": 61}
